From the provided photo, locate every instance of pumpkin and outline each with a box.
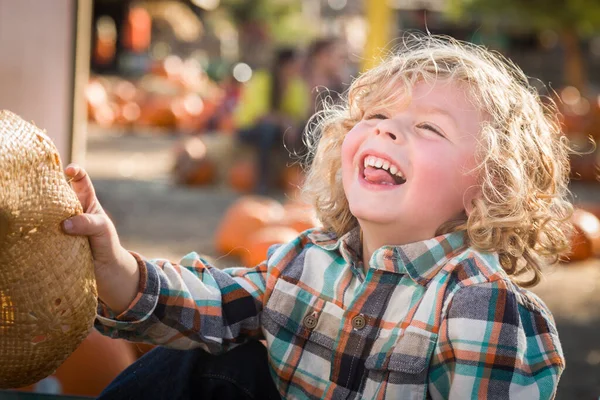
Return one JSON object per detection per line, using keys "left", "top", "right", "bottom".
{"left": 240, "top": 226, "right": 300, "bottom": 267}
{"left": 137, "top": 95, "right": 177, "bottom": 129}
{"left": 113, "top": 80, "right": 137, "bottom": 105}
{"left": 567, "top": 208, "right": 600, "bottom": 262}
{"left": 172, "top": 136, "right": 216, "bottom": 186}
{"left": 186, "top": 160, "right": 217, "bottom": 186}
{"left": 150, "top": 55, "right": 183, "bottom": 81}
{"left": 228, "top": 159, "right": 257, "bottom": 193}
{"left": 278, "top": 165, "right": 305, "bottom": 195}
{"left": 172, "top": 93, "right": 204, "bottom": 134}
{"left": 281, "top": 201, "right": 320, "bottom": 233}
{"left": 19, "top": 330, "right": 136, "bottom": 397}
{"left": 114, "top": 102, "right": 141, "bottom": 127}
{"left": 215, "top": 196, "right": 284, "bottom": 256}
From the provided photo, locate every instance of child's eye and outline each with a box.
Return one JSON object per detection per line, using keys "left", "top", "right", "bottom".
{"left": 417, "top": 123, "right": 445, "bottom": 138}
{"left": 365, "top": 113, "right": 388, "bottom": 120}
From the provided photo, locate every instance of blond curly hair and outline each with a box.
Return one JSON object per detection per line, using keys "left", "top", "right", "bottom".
{"left": 302, "top": 34, "right": 573, "bottom": 287}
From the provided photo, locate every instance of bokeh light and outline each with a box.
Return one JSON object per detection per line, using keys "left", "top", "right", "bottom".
{"left": 232, "top": 63, "right": 252, "bottom": 83}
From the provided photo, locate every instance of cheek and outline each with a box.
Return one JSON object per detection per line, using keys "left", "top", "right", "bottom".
{"left": 411, "top": 150, "right": 477, "bottom": 202}
{"left": 340, "top": 128, "right": 361, "bottom": 175}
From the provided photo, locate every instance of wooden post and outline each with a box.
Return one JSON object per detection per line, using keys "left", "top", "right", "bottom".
{"left": 0, "top": 0, "right": 92, "bottom": 164}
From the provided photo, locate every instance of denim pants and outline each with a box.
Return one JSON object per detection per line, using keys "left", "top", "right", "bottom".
{"left": 98, "top": 341, "right": 281, "bottom": 400}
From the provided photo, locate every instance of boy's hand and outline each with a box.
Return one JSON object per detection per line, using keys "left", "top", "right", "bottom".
{"left": 62, "top": 164, "right": 140, "bottom": 314}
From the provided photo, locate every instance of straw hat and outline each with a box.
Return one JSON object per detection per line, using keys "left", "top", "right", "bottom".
{"left": 0, "top": 110, "right": 97, "bottom": 388}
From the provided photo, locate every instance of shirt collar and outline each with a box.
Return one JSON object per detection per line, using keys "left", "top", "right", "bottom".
{"left": 308, "top": 227, "right": 467, "bottom": 286}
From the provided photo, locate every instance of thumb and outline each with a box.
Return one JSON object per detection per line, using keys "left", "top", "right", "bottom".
{"left": 62, "top": 213, "right": 112, "bottom": 237}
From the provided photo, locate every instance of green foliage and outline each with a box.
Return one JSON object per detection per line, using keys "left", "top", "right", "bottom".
{"left": 447, "top": 0, "right": 600, "bottom": 34}
{"left": 220, "top": 0, "right": 312, "bottom": 44}
{"left": 221, "top": 0, "right": 298, "bottom": 26}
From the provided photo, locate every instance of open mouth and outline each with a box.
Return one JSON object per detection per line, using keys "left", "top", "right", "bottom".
{"left": 361, "top": 155, "right": 407, "bottom": 186}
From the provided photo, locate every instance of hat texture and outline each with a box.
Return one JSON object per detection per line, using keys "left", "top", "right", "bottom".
{"left": 0, "top": 110, "right": 97, "bottom": 388}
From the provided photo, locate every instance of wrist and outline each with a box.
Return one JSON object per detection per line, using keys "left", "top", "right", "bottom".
{"left": 96, "top": 248, "right": 141, "bottom": 315}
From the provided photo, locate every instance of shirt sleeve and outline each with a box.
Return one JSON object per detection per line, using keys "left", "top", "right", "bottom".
{"left": 428, "top": 279, "right": 565, "bottom": 400}
{"left": 94, "top": 251, "right": 270, "bottom": 353}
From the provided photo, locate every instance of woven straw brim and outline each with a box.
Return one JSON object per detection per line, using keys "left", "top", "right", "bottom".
{"left": 0, "top": 110, "right": 97, "bottom": 389}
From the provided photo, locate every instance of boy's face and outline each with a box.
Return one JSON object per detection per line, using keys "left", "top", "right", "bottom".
{"left": 341, "top": 79, "right": 482, "bottom": 245}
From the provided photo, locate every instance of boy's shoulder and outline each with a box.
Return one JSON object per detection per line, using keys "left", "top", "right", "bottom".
{"left": 442, "top": 246, "right": 555, "bottom": 319}
{"left": 266, "top": 228, "right": 337, "bottom": 259}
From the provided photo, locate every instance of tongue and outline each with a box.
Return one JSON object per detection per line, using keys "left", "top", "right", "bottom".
{"left": 364, "top": 166, "right": 397, "bottom": 185}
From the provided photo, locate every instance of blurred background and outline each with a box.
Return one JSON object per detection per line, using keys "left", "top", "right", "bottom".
{"left": 1, "top": 0, "right": 599, "bottom": 399}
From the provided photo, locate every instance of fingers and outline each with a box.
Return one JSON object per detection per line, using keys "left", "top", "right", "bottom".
{"left": 65, "top": 164, "right": 99, "bottom": 213}
{"left": 62, "top": 213, "right": 110, "bottom": 237}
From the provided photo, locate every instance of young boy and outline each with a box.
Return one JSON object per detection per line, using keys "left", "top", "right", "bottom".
{"left": 63, "top": 36, "right": 570, "bottom": 399}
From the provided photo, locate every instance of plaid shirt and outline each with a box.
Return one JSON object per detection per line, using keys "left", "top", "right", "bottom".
{"left": 96, "top": 228, "right": 564, "bottom": 399}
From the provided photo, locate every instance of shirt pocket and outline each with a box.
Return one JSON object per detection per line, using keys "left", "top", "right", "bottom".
{"left": 364, "top": 327, "right": 438, "bottom": 399}
{"left": 263, "top": 278, "right": 344, "bottom": 383}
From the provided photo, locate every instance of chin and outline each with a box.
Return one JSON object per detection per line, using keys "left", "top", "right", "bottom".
{"left": 350, "top": 203, "right": 399, "bottom": 225}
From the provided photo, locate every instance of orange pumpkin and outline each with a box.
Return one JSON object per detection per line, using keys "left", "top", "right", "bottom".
{"left": 187, "top": 160, "right": 217, "bottom": 185}
{"left": 172, "top": 136, "right": 217, "bottom": 186}
{"left": 113, "top": 80, "right": 138, "bottom": 105}
{"left": 240, "top": 226, "right": 300, "bottom": 267}
{"left": 138, "top": 95, "right": 177, "bottom": 129}
{"left": 114, "top": 101, "right": 141, "bottom": 127}
{"left": 279, "top": 165, "right": 305, "bottom": 195}
{"left": 215, "top": 196, "right": 284, "bottom": 256}
{"left": 150, "top": 55, "right": 183, "bottom": 81}
{"left": 19, "top": 330, "right": 136, "bottom": 397}
{"left": 172, "top": 93, "right": 205, "bottom": 134}
{"left": 281, "top": 201, "right": 320, "bottom": 233}
{"left": 566, "top": 208, "right": 600, "bottom": 262}
{"left": 228, "top": 159, "right": 257, "bottom": 193}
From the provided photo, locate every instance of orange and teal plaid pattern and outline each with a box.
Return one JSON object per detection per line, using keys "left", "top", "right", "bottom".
{"left": 96, "top": 228, "right": 564, "bottom": 399}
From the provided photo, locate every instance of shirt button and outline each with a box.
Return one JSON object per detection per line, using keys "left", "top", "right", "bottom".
{"left": 352, "top": 314, "right": 366, "bottom": 330}
{"left": 303, "top": 313, "right": 318, "bottom": 330}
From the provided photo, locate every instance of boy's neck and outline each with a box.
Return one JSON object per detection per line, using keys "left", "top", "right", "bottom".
{"left": 359, "top": 223, "right": 434, "bottom": 270}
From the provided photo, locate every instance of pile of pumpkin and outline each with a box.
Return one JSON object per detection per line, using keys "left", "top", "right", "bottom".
{"left": 214, "top": 196, "right": 320, "bottom": 266}
{"left": 86, "top": 55, "right": 229, "bottom": 135}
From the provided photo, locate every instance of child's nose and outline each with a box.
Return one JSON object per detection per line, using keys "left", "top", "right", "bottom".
{"left": 375, "top": 121, "right": 400, "bottom": 142}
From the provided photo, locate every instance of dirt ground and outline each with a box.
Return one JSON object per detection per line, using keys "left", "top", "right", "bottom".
{"left": 86, "top": 128, "right": 600, "bottom": 399}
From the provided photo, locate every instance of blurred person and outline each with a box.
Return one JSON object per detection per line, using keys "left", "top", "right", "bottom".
{"left": 205, "top": 72, "right": 243, "bottom": 134}
{"left": 304, "top": 37, "right": 349, "bottom": 113}
{"left": 233, "top": 47, "right": 310, "bottom": 194}
{"left": 63, "top": 35, "right": 570, "bottom": 399}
